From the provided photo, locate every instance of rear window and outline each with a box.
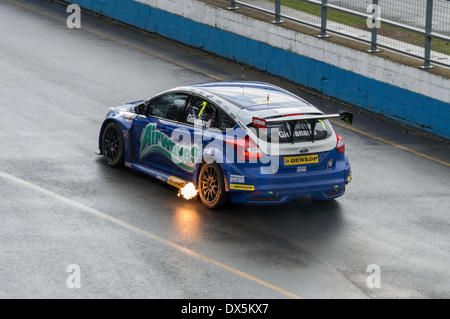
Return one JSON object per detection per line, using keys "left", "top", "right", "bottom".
{"left": 250, "top": 119, "right": 333, "bottom": 143}
{"left": 219, "top": 111, "right": 237, "bottom": 130}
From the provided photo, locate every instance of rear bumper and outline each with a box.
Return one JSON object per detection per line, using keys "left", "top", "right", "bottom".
{"left": 227, "top": 155, "right": 352, "bottom": 205}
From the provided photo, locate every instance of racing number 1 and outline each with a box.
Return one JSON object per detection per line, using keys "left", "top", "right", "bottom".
{"left": 198, "top": 101, "right": 207, "bottom": 117}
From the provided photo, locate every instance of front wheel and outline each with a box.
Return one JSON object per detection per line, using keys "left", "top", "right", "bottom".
{"left": 101, "top": 122, "right": 125, "bottom": 167}
{"left": 198, "top": 163, "right": 229, "bottom": 209}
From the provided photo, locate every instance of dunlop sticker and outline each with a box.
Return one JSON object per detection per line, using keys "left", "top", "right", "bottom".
{"left": 284, "top": 155, "right": 319, "bottom": 166}
{"left": 230, "top": 184, "right": 255, "bottom": 191}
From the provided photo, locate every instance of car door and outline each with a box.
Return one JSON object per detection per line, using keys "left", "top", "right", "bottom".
{"left": 173, "top": 95, "right": 221, "bottom": 182}
{"left": 132, "top": 92, "right": 189, "bottom": 174}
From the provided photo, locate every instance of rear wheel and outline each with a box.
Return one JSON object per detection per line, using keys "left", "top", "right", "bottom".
{"left": 198, "top": 163, "right": 229, "bottom": 209}
{"left": 101, "top": 122, "right": 125, "bottom": 167}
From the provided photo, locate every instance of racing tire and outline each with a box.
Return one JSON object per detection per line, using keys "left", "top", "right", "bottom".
{"left": 101, "top": 122, "right": 125, "bottom": 167}
{"left": 198, "top": 163, "right": 229, "bottom": 209}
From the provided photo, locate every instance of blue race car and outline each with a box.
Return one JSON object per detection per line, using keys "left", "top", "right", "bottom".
{"left": 98, "top": 81, "right": 352, "bottom": 209}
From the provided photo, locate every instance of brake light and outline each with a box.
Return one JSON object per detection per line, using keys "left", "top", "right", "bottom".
{"left": 336, "top": 134, "right": 345, "bottom": 153}
{"left": 224, "top": 136, "right": 263, "bottom": 161}
{"left": 285, "top": 113, "right": 303, "bottom": 117}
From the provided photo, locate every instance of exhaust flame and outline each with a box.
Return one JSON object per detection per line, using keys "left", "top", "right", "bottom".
{"left": 178, "top": 182, "right": 198, "bottom": 200}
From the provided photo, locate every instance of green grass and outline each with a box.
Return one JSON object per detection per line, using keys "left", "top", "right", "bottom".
{"left": 267, "top": 0, "right": 450, "bottom": 56}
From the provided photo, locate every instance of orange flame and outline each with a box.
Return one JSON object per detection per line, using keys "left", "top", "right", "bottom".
{"left": 177, "top": 182, "right": 198, "bottom": 200}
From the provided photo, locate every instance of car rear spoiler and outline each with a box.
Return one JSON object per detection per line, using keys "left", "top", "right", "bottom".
{"left": 259, "top": 112, "right": 353, "bottom": 144}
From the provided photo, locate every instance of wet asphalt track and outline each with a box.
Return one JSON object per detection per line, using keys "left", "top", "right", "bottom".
{"left": 0, "top": 0, "right": 449, "bottom": 299}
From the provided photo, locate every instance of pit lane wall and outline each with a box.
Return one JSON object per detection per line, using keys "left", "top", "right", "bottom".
{"left": 66, "top": 0, "right": 450, "bottom": 139}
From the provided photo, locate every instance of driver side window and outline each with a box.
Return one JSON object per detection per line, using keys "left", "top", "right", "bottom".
{"left": 184, "top": 97, "right": 218, "bottom": 129}
{"left": 146, "top": 93, "right": 188, "bottom": 121}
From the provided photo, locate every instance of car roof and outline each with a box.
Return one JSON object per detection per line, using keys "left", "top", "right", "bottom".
{"left": 191, "top": 81, "right": 315, "bottom": 110}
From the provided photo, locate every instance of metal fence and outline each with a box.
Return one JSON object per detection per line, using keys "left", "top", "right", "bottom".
{"left": 227, "top": 0, "right": 450, "bottom": 68}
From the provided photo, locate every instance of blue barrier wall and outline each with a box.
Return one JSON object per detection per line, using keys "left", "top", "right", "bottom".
{"left": 66, "top": 0, "right": 450, "bottom": 139}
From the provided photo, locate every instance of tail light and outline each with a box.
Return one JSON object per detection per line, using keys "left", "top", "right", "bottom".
{"left": 336, "top": 134, "right": 345, "bottom": 153}
{"left": 224, "top": 136, "right": 263, "bottom": 161}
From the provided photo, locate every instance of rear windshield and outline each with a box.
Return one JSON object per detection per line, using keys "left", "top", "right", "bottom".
{"left": 250, "top": 119, "right": 333, "bottom": 143}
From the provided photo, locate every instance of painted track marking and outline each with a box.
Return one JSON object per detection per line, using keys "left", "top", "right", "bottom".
{"left": 0, "top": 170, "right": 302, "bottom": 299}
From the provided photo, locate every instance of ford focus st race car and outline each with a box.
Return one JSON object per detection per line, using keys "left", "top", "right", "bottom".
{"left": 98, "top": 81, "right": 353, "bottom": 209}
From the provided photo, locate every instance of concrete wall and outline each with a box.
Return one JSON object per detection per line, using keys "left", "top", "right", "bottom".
{"left": 66, "top": 0, "right": 450, "bottom": 139}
